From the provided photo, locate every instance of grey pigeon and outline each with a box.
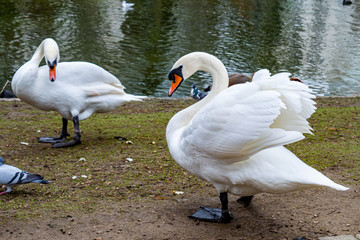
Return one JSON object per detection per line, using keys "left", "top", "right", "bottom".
{"left": 191, "top": 84, "right": 208, "bottom": 100}
{"left": 0, "top": 157, "right": 49, "bottom": 194}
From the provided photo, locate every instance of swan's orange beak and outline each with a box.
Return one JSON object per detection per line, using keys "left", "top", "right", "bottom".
{"left": 49, "top": 65, "right": 56, "bottom": 82}
{"left": 169, "top": 74, "right": 183, "bottom": 97}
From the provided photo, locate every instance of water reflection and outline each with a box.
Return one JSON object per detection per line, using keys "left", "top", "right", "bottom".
{"left": 0, "top": 0, "right": 359, "bottom": 97}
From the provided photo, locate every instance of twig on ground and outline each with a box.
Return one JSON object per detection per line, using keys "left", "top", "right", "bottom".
{"left": 0, "top": 80, "right": 10, "bottom": 96}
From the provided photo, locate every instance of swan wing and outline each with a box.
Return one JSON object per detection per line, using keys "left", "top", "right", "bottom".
{"left": 80, "top": 83, "right": 126, "bottom": 97}
{"left": 253, "top": 69, "right": 316, "bottom": 133}
{"left": 181, "top": 70, "right": 315, "bottom": 161}
{"left": 181, "top": 83, "right": 302, "bottom": 161}
{"left": 39, "top": 61, "right": 122, "bottom": 84}
{"left": 38, "top": 62, "right": 127, "bottom": 97}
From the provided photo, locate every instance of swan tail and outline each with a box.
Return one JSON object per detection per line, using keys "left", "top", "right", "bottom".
{"left": 79, "top": 94, "right": 146, "bottom": 120}
{"left": 237, "top": 147, "right": 350, "bottom": 194}
{"left": 306, "top": 168, "right": 349, "bottom": 191}
{"left": 289, "top": 157, "right": 349, "bottom": 192}
{"left": 123, "top": 94, "right": 147, "bottom": 102}
{"left": 308, "top": 168, "right": 349, "bottom": 191}
{"left": 305, "top": 176, "right": 349, "bottom": 191}
{"left": 327, "top": 183, "right": 349, "bottom": 191}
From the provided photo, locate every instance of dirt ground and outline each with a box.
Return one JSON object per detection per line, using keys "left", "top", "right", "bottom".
{"left": 1, "top": 184, "right": 359, "bottom": 240}
{"left": 0, "top": 97, "right": 359, "bottom": 240}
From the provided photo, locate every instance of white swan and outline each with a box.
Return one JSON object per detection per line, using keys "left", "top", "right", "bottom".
{"left": 12, "top": 38, "right": 145, "bottom": 148}
{"left": 166, "top": 52, "right": 348, "bottom": 223}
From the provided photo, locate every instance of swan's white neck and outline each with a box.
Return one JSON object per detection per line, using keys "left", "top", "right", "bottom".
{"left": 30, "top": 40, "right": 46, "bottom": 66}
{"left": 29, "top": 38, "right": 59, "bottom": 66}
{"left": 12, "top": 38, "right": 58, "bottom": 97}
{"left": 167, "top": 53, "right": 229, "bottom": 138}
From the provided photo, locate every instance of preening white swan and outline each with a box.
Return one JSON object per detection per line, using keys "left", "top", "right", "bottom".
{"left": 12, "top": 38, "right": 145, "bottom": 148}
{"left": 166, "top": 52, "right": 348, "bottom": 223}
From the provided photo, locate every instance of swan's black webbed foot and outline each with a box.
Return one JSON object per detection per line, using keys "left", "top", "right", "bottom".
{"left": 52, "top": 116, "right": 81, "bottom": 148}
{"left": 52, "top": 136, "right": 81, "bottom": 148}
{"left": 188, "top": 192, "right": 233, "bottom": 223}
{"left": 189, "top": 206, "right": 233, "bottom": 223}
{"left": 38, "top": 135, "right": 69, "bottom": 143}
{"left": 236, "top": 195, "right": 254, "bottom": 206}
{"left": 38, "top": 117, "right": 70, "bottom": 143}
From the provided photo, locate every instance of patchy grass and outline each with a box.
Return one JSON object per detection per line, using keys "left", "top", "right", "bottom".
{"left": 287, "top": 103, "right": 360, "bottom": 184}
{"left": 0, "top": 97, "right": 359, "bottom": 221}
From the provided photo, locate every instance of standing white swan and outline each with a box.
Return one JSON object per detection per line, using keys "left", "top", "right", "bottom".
{"left": 12, "top": 38, "right": 145, "bottom": 148}
{"left": 166, "top": 52, "right": 348, "bottom": 223}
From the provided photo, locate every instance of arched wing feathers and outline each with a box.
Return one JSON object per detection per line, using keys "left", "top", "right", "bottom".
{"left": 180, "top": 70, "right": 315, "bottom": 162}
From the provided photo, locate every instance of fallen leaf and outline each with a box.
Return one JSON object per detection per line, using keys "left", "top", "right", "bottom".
{"left": 154, "top": 196, "right": 168, "bottom": 200}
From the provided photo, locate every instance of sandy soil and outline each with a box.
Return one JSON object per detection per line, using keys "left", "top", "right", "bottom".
{"left": 1, "top": 182, "right": 358, "bottom": 240}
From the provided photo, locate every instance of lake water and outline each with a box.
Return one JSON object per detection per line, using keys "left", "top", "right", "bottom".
{"left": 0, "top": 0, "right": 359, "bottom": 97}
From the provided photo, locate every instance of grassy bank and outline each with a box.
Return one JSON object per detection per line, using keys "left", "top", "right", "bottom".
{"left": 0, "top": 97, "right": 359, "bottom": 221}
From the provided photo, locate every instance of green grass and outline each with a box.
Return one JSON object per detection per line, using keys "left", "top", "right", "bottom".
{"left": 0, "top": 97, "right": 359, "bottom": 221}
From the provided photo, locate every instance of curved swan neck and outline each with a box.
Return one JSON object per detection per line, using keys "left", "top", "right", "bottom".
{"left": 30, "top": 38, "right": 59, "bottom": 66}
{"left": 199, "top": 56, "right": 229, "bottom": 99}
{"left": 30, "top": 40, "right": 46, "bottom": 66}
{"left": 167, "top": 53, "right": 229, "bottom": 134}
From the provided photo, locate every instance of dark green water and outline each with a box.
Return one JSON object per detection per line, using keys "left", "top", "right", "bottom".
{"left": 0, "top": 0, "right": 359, "bottom": 97}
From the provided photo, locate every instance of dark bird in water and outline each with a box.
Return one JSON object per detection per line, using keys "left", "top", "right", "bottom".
{"left": 0, "top": 90, "right": 16, "bottom": 98}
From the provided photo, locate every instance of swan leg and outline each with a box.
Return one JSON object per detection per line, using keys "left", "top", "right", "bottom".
{"left": 38, "top": 118, "right": 70, "bottom": 143}
{"left": 52, "top": 116, "right": 81, "bottom": 148}
{"left": 236, "top": 195, "right": 254, "bottom": 206}
{"left": 219, "top": 192, "right": 233, "bottom": 222}
{"left": 188, "top": 192, "right": 233, "bottom": 223}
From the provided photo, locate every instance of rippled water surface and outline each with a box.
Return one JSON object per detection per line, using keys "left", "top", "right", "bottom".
{"left": 0, "top": 0, "right": 359, "bottom": 97}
